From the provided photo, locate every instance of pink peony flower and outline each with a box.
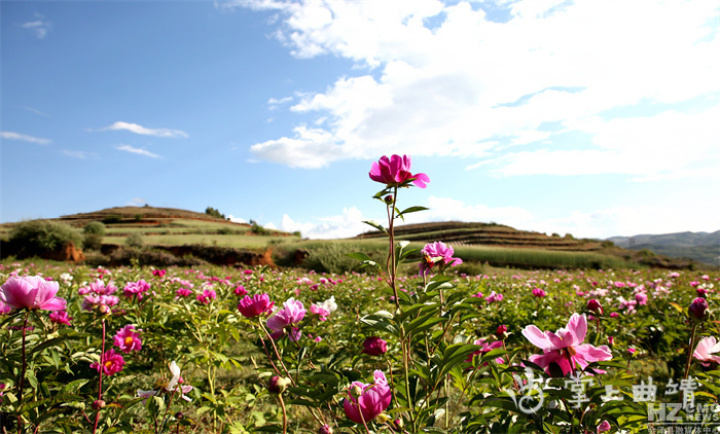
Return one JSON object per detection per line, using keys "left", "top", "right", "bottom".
{"left": 90, "top": 349, "right": 125, "bottom": 376}
{"left": 176, "top": 288, "right": 193, "bottom": 298}
{"left": 0, "top": 276, "right": 67, "bottom": 312}
{"left": 486, "top": 292, "right": 503, "bottom": 303}
{"left": 369, "top": 154, "right": 430, "bottom": 188}
{"left": 522, "top": 313, "right": 612, "bottom": 377}
{"left": 635, "top": 292, "right": 648, "bottom": 306}
{"left": 196, "top": 289, "right": 216, "bottom": 305}
{"left": 419, "top": 241, "right": 462, "bottom": 276}
{"left": 597, "top": 420, "right": 611, "bottom": 433}
{"left": 343, "top": 370, "right": 392, "bottom": 424}
{"left": 49, "top": 310, "right": 72, "bottom": 326}
{"left": 0, "top": 299, "right": 11, "bottom": 315}
{"left": 113, "top": 325, "right": 142, "bottom": 353}
{"left": 693, "top": 336, "right": 720, "bottom": 365}
{"left": 267, "top": 298, "right": 306, "bottom": 340}
{"left": 362, "top": 336, "right": 388, "bottom": 356}
{"left": 238, "top": 293, "right": 274, "bottom": 318}
{"left": 466, "top": 338, "right": 504, "bottom": 366}
{"left": 152, "top": 269, "right": 166, "bottom": 278}
{"left": 82, "top": 294, "right": 119, "bottom": 314}
{"left": 309, "top": 296, "right": 337, "bottom": 321}
{"left": 532, "top": 288, "right": 547, "bottom": 298}
{"left": 123, "top": 279, "right": 151, "bottom": 300}
{"left": 234, "top": 285, "right": 247, "bottom": 296}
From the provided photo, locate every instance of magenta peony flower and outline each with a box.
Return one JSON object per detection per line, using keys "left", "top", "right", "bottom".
{"left": 238, "top": 293, "right": 274, "bottom": 318}
{"left": 123, "top": 279, "right": 151, "bottom": 300}
{"left": 342, "top": 370, "right": 392, "bottom": 424}
{"left": 0, "top": 276, "right": 66, "bottom": 312}
{"left": 466, "top": 338, "right": 504, "bottom": 366}
{"left": 49, "top": 310, "right": 72, "bottom": 326}
{"left": 176, "top": 288, "right": 193, "bottom": 298}
{"left": 693, "top": 336, "right": 720, "bottom": 366}
{"left": 113, "top": 324, "right": 142, "bottom": 353}
{"left": 267, "top": 298, "right": 306, "bottom": 340}
{"left": 532, "top": 288, "right": 547, "bottom": 298}
{"left": 90, "top": 349, "right": 125, "bottom": 376}
{"left": 362, "top": 336, "right": 388, "bottom": 356}
{"left": 369, "top": 154, "right": 430, "bottom": 189}
{"left": 597, "top": 420, "right": 611, "bottom": 433}
{"left": 234, "top": 285, "right": 247, "bottom": 297}
{"left": 152, "top": 269, "right": 166, "bottom": 278}
{"left": 522, "top": 313, "right": 612, "bottom": 377}
{"left": 196, "top": 289, "right": 216, "bottom": 305}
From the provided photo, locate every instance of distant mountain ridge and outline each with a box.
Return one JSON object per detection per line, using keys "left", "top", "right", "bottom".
{"left": 607, "top": 230, "right": 720, "bottom": 266}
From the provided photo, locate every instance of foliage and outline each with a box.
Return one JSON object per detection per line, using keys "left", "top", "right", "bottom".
{"left": 83, "top": 222, "right": 107, "bottom": 251}
{"left": 205, "top": 206, "right": 226, "bottom": 219}
{"left": 7, "top": 219, "right": 84, "bottom": 257}
{"left": 126, "top": 233, "right": 144, "bottom": 248}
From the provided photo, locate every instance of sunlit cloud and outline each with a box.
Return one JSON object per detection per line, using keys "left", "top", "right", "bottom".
{"left": 233, "top": 0, "right": 719, "bottom": 181}
{"left": 0, "top": 131, "right": 52, "bottom": 145}
{"left": 116, "top": 145, "right": 161, "bottom": 158}
{"left": 101, "top": 121, "right": 188, "bottom": 138}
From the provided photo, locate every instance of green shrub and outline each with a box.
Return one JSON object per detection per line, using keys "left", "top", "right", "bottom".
{"left": 102, "top": 214, "right": 122, "bottom": 224}
{"left": 126, "top": 233, "right": 144, "bottom": 248}
{"left": 301, "top": 242, "right": 380, "bottom": 274}
{"left": 205, "top": 206, "right": 226, "bottom": 219}
{"left": 83, "top": 221, "right": 106, "bottom": 251}
{"left": 8, "top": 220, "right": 84, "bottom": 257}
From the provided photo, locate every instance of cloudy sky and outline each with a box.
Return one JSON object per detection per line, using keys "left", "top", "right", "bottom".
{"left": 2, "top": 0, "right": 719, "bottom": 240}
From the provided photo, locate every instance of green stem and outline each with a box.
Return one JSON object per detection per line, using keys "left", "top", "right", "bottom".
{"left": 17, "top": 311, "right": 30, "bottom": 434}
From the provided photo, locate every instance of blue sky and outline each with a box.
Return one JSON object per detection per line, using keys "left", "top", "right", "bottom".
{"left": 2, "top": 0, "right": 719, "bottom": 240}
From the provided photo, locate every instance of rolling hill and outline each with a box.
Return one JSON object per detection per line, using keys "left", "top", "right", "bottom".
{"left": 607, "top": 231, "right": 720, "bottom": 266}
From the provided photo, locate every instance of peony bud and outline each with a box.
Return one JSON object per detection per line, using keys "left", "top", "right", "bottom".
{"left": 688, "top": 297, "right": 709, "bottom": 321}
{"left": 350, "top": 385, "right": 363, "bottom": 399}
{"left": 383, "top": 195, "right": 394, "bottom": 205}
{"left": 495, "top": 325, "right": 508, "bottom": 339}
{"left": 587, "top": 299, "right": 603, "bottom": 315}
{"left": 362, "top": 336, "right": 388, "bottom": 356}
{"left": 268, "top": 376, "right": 291, "bottom": 394}
{"left": 92, "top": 400, "right": 106, "bottom": 410}
{"left": 318, "top": 424, "right": 333, "bottom": 434}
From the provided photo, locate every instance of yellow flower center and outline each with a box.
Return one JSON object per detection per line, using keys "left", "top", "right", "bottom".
{"left": 125, "top": 336, "right": 134, "bottom": 345}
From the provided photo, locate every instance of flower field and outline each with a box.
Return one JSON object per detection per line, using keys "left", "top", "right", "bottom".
{"left": 1, "top": 155, "right": 719, "bottom": 433}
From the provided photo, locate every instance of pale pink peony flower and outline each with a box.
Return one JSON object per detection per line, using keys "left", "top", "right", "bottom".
{"left": 369, "top": 154, "right": 430, "bottom": 188}
{"left": 113, "top": 325, "right": 142, "bottom": 353}
{"left": 267, "top": 298, "right": 306, "bottom": 340}
{"left": 0, "top": 276, "right": 66, "bottom": 312}
{"left": 343, "top": 370, "right": 392, "bottom": 424}
{"left": 310, "top": 296, "right": 337, "bottom": 321}
{"left": 522, "top": 313, "right": 612, "bottom": 376}
{"left": 693, "top": 336, "right": 720, "bottom": 366}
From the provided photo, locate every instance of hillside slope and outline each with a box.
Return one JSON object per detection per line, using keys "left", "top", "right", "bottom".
{"left": 608, "top": 231, "right": 720, "bottom": 266}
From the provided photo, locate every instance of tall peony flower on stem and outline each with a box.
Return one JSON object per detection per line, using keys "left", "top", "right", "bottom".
{"left": 0, "top": 276, "right": 67, "bottom": 312}
{"left": 343, "top": 370, "right": 392, "bottom": 424}
{"left": 362, "top": 336, "right": 388, "bottom": 356}
{"left": 522, "top": 313, "right": 612, "bottom": 377}
{"left": 238, "top": 293, "right": 274, "bottom": 318}
{"left": 267, "top": 298, "right": 306, "bottom": 340}
{"left": 369, "top": 154, "right": 430, "bottom": 189}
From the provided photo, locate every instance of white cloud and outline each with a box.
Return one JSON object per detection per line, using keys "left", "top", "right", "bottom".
{"left": 22, "top": 19, "right": 50, "bottom": 39}
{"left": 101, "top": 121, "right": 188, "bottom": 138}
{"left": 126, "top": 198, "right": 147, "bottom": 206}
{"left": 227, "top": 215, "right": 248, "bottom": 224}
{"left": 62, "top": 150, "right": 96, "bottom": 159}
{"left": 0, "top": 131, "right": 51, "bottom": 145}
{"left": 239, "top": 0, "right": 719, "bottom": 179}
{"left": 280, "top": 207, "right": 371, "bottom": 239}
{"left": 116, "top": 145, "right": 161, "bottom": 158}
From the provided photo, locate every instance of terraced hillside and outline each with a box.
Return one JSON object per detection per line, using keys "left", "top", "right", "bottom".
{"left": 356, "top": 221, "right": 603, "bottom": 251}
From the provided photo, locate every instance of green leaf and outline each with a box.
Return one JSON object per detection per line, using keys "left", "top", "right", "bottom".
{"left": 346, "top": 252, "right": 373, "bottom": 262}
{"left": 398, "top": 206, "right": 428, "bottom": 216}
{"left": 362, "top": 220, "right": 388, "bottom": 235}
